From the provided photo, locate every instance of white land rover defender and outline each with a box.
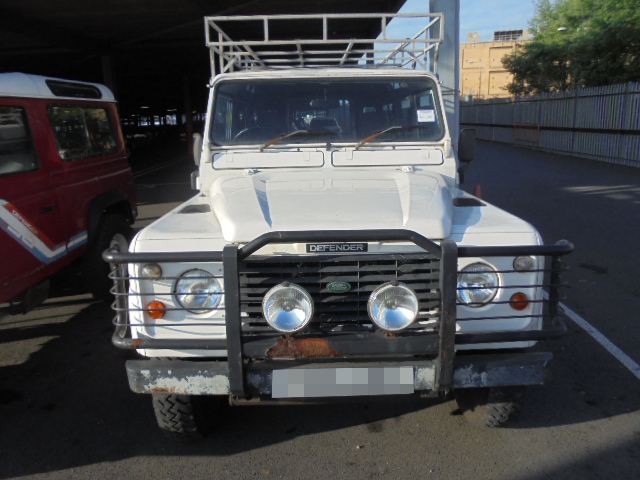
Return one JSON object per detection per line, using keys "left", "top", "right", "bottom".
{"left": 105, "top": 13, "right": 572, "bottom": 438}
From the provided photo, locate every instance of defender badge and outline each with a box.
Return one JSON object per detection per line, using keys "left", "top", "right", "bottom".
{"left": 306, "top": 243, "right": 368, "bottom": 253}
{"left": 326, "top": 281, "right": 352, "bottom": 294}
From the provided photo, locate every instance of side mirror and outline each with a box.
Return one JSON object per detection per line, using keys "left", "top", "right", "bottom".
{"left": 458, "top": 128, "right": 476, "bottom": 164}
{"left": 192, "top": 132, "right": 203, "bottom": 166}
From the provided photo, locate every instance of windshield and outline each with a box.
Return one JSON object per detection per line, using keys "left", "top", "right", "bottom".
{"left": 211, "top": 77, "right": 445, "bottom": 146}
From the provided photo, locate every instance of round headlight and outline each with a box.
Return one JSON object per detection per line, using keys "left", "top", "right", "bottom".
{"left": 367, "top": 282, "right": 419, "bottom": 331}
{"left": 457, "top": 263, "right": 499, "bottom": 307}
{"left": 262, "top": 283, "right": 313, "bottom": 333}
{"left": 174, "top": 269, "right": 223, "bottom": 313}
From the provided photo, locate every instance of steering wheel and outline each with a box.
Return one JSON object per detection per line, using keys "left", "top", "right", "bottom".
{"left": 293, "top": 116, "right": 307, "bottom": 131}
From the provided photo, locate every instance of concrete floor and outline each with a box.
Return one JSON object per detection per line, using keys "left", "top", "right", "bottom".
{"left": 0, "top": 141, "right": 639, "bottom": 479}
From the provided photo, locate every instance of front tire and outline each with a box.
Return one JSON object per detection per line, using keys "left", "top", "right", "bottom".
{"left": 454, "top": 387, "right": 524, "bottom": 427}
{"left": 152, "top": 394, "right": 219, "bottom": 440}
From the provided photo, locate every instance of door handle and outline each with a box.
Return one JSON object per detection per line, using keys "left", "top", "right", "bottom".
{"left": 39, "top": 204, "right": 56, "bottom": 214}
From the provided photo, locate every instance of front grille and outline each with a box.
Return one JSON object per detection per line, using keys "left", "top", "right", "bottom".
{"left": 238, "top": 253, "right": 440, "bottom": 331}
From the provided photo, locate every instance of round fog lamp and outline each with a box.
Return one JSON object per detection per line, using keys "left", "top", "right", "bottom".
{"left": 457, "top": 263, "right": 499, "bottom": 307}
{"left": 367, "top": 282, "right": 419, "bottom": 331}
{"left": 262, "top": 283, "right": 313, "bottom": 333}
{"left": 174, "top": 269, "right": 223, "bottom": 313}
{"left": 513, "top": 256, "right": 536, "bottom": 272}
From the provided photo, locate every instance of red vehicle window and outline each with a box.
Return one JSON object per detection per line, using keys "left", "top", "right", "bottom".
{"left": 49, "top": 105, "right": 117, "bottom": 161}
{"left": 0, "top": 106, "right": 39, "bottom": 176}
{"left": 85, "top": 107, "right": 118, "bottom": 155}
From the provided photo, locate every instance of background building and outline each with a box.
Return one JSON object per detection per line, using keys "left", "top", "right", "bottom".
{"left": 460, "top": 29, "right": 531, "bottom": 99}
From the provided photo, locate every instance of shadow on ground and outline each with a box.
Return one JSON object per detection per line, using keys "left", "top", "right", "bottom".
{"left": 0, "top": 274, "right": 638, "bottom": 478}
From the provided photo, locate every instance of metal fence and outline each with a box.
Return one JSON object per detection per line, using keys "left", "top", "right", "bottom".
{"left": 461, "top": 82, "right": 640, "bottom": 168}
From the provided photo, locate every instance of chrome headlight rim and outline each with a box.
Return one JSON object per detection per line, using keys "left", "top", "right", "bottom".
{"left": 173, "top": 268, "right": 223, "bottom": 314}
{"left": 262, "top": 282, "right": 314, "bottom": 333}
{"left": 456, "top": 262, "right": 500, "bottom": 308}
{"left": 367, "top": 281, "right": 419, "bottom": 332}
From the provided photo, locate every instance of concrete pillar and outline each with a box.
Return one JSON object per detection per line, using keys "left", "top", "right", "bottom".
{"left": 101, "top": 55, "right": 116, "bottom": 96}
{"left": 429, "top": 0, "right": 460, "bottom": 148}
{"left": 182, "top": 75, "right": 193, "bottom": 157}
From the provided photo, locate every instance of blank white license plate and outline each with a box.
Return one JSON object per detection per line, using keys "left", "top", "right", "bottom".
{"left": 271, "top": 367, "right": 415, "bottom": 398}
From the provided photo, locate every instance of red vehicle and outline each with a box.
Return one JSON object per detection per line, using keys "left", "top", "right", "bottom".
{"left": 0, "top": 73, "right": 136, "bottom": 309}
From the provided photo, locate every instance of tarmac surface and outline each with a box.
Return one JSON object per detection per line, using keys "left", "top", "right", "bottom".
{"left": 0, "top": 140, "right": 639, "bottom": 479}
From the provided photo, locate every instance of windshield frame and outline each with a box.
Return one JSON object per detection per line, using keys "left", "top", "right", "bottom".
{"left": 208, "top": 73, "right": 449, "bottom": 150}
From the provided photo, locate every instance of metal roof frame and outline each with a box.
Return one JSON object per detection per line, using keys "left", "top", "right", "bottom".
{"left": 204, "top": 13, "right": 443, "bottom": 75}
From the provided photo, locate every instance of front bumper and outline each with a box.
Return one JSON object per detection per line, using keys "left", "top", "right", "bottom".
{"left": 125, "top": 352, "right": 554, "bottom": 398}
{"left": 105, "top": 229, "right": 572, "bottom": 399}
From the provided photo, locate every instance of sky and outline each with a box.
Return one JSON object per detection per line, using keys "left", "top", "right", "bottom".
{"left": 388, "top": 0, "right": 537, "bottom": 42}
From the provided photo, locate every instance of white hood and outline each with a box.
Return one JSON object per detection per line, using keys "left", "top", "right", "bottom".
{"left": 209, "top": 169, "right": 453, "bottom": 243}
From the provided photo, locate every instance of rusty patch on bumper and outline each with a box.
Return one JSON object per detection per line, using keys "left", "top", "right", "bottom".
{"left": 267, "top": 337, "right": 341, "bottom": 359}
{"left": 149, "top": 386, "right": 176, "bottom": 394}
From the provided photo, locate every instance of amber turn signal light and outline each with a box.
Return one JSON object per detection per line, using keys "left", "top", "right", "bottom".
{"left": 509, "top": 292, "right": 529, "bottom": 311}
{"left": 146, "top": 300, "right": 166, "bottom": 319}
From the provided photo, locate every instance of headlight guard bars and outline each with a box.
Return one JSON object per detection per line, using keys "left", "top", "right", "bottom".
{"left": 103, "top": 229, "right": 573, "bottom": 399}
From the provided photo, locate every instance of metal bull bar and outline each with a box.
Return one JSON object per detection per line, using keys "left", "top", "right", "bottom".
{"left": 103, "top": 230, "right": 573, "bottom": 399}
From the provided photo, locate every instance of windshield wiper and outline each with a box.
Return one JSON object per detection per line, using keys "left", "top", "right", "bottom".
{"left": 260, "top": 129, "right": 331, "bottom": 151}
{"left": 355, "top": 125, "right": 422, "bottom": 149}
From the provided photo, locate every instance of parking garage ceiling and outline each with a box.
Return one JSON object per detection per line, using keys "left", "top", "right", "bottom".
{"left": 0, "top": 0, "right": 405, "bottom": 115}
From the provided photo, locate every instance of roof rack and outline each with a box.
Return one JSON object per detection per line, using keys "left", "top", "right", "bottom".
{"left": 204, "top": 13, "right": 443, "bottom": 75}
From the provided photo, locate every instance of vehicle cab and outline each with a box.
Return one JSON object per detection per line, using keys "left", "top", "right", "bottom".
{"left": 104, "top": 13, "right": 572, "bottom": 438}
{"left": 0, "top": 73, "right": 136, "bottom": 308}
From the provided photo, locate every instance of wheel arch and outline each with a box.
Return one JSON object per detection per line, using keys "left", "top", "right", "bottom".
{"left": 87, "top": 190, "right": 136, "bottom": 245}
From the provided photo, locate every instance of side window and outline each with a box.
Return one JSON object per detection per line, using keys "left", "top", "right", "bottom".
{"left": 0, "top": 106, "right": 39, "bottom": 176}
{"left": 400, "top": 97, "right": 415, "bottom": 125}
{"left": 84, "top": 108, "right": 117, "bottom": 155}
{"left": 213, "top": 94, "right": 232, "bottom": 141}
{"left": 49, "top": 106, "right": 89, "bottom": 160}
{"left": 213, "top": 94, "right": 252, "bottom": 142}
{"left": 418, "top": 93, "right": 435, "bottom": 109}
{"left": 49, "top": 106, "right": 117, "bottom": 160}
